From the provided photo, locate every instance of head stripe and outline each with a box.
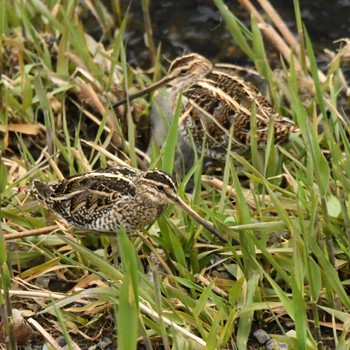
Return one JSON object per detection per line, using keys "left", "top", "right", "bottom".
{"left": 143, "top": 170, "right": 177, "bottom": 191}
{"left": 169, "top": 54, "right": 203, "bottom": 72}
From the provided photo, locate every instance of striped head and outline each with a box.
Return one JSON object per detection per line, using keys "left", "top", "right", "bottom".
{"left": 139, "top": 170, "right": 178, "bottom": 205}
{"left": 139, "top": 168, "right": 224, "bottom": 241}
{"left": 166, "top": 53, "right": 214, "bottom": 89}
{"left": 113, "top": 53, "right": 213, "bottom": 107}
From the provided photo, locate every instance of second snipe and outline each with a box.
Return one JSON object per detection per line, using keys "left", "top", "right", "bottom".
{"left": 115, "top": 53, "right": 299, "bottom": 160}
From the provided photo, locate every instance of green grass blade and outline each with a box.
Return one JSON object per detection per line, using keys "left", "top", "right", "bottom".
{"left": 117, "top": 231, "right": 139, "bottom": 350}
{"left": 213, "top": 0, "right": 254, "bottom": 59}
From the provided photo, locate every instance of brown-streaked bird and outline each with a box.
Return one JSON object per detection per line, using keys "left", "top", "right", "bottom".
{"left": 115, "top": 53, "right": 298, "bottom": 160}
{"left": 30, "top": 166, "right": 223, "bottom": 241}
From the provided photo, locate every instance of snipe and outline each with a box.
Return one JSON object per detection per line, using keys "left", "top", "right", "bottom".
{"left": 115, "top": 53, "right": 298, "bottom": 160}
{"left": 30, "top": 166, "right": 223, "bottom": 240}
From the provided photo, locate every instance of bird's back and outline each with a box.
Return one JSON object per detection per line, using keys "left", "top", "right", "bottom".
{"left": 31, "top": 167, "right": 142, "bottom": 231}
{"left": 179, "top": 68, "right": 298, "bottom": 159}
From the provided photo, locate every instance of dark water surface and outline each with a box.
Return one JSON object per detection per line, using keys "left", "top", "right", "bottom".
{"left": 111, "top": 0, "right": 350, "bottom": 67}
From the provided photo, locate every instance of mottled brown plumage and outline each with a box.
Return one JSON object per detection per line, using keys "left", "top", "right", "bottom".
{"left": 30, "top": 166, "right": 223, "bottom": 240}
{"left": 115, "top": 53, "right": 298, "bottom": 160}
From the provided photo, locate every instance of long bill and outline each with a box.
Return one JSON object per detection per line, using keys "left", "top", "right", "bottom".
{"left": 114, "top": 75, "right": 174, "bottom": 107}
{"left": 172, "top": 196, "right": 225, "bottom": 242}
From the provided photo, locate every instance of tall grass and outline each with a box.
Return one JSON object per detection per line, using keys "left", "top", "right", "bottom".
{"left": 1, "top": 0, "right": 350, "bottom": 349}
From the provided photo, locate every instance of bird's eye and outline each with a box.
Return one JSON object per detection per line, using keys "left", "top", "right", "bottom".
{"left": 156, "top": 185, "right": 164, "bottom": 191}
{"left": 180, "top": 69, "right": 188, "bottom": 75}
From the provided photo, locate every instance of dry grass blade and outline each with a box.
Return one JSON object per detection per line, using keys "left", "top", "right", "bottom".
{"left": 256, "top": 0, "right": 300, "bottom": 54}
{"left": 0, "top": 124, "right": 43, "bottom": 135}
{"left": 4, "top": 225, "right": 60, "bottom": 240}
{"left": 27, "top": 318, "right": 78, "bottom": 350}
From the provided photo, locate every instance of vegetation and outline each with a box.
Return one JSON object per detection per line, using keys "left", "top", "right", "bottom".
{"left": 1, "top": 0, "right": 350, "bottom": 349}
